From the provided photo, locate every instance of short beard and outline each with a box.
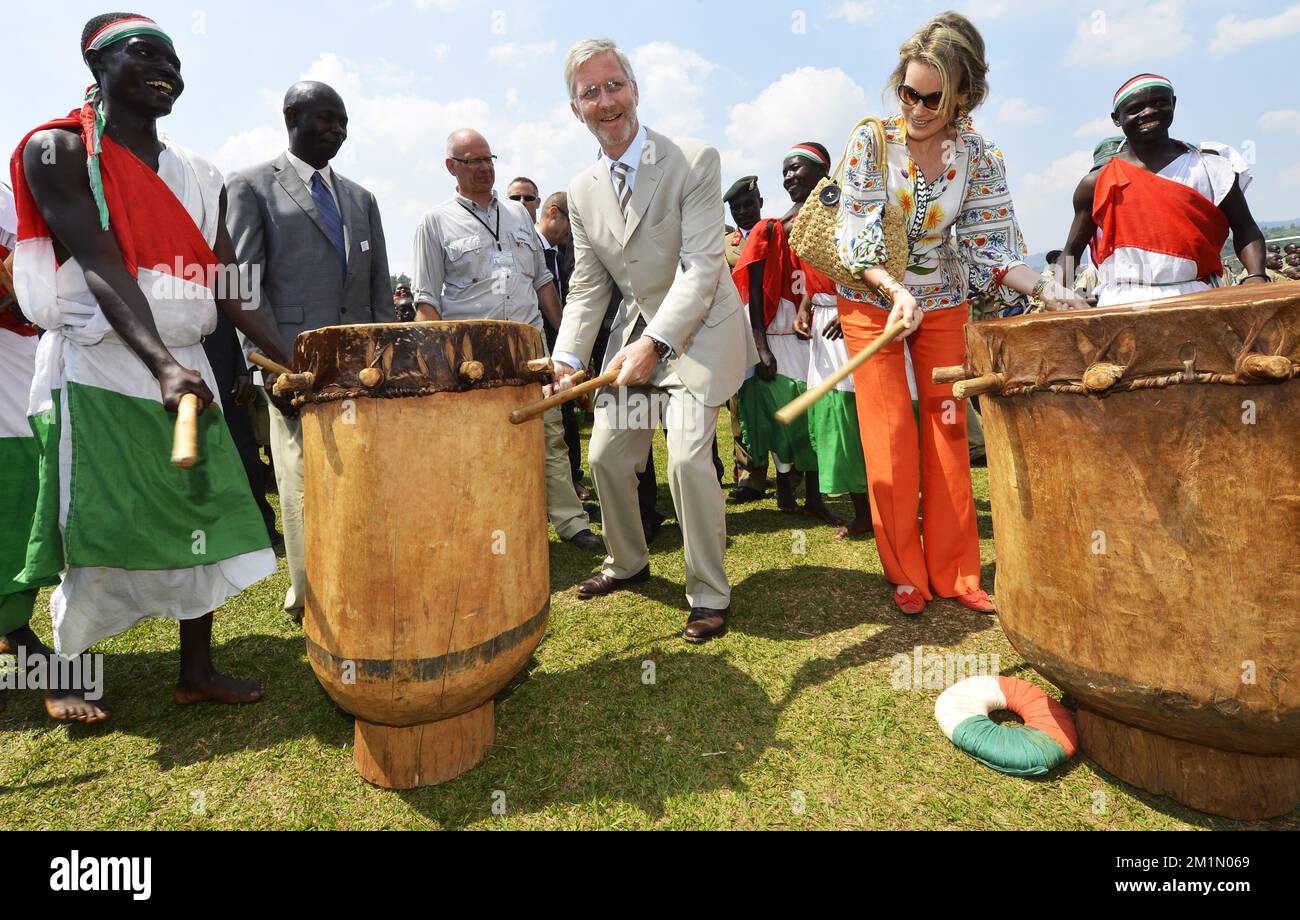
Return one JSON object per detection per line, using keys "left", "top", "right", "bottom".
{"left": 590, "top": 111, "right": 638, "bottom": 151}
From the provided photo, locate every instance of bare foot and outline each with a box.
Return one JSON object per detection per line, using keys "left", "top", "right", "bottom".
{"left": 803, "top": 502, "right": 844, "bottom": 527}
{"left": 835, "top": 517, "right": 875, "bottom": 540}
{"left": 175, "top": 671, "right": 265, "bottom": 706}
{"left": 44, "top": 689, "right": 110, "bottom": 723}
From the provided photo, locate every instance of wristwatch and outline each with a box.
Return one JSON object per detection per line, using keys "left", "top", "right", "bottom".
{"left": 648, "top": 337, "right": 672, "bottom": 361}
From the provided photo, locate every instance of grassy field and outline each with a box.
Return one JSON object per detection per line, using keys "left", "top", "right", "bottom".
{"left": 1, "top": 418, "right": 1295, "bottom": 830}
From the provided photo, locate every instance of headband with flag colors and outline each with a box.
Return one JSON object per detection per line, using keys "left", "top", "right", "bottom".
{"left": 83, "top": 16, "right": 173, "bottom": 56}
{"left": 1112, "top": 74, "right": 1174, "bottom": 113}
{"left": 785, "top": 144, "right": 829, "bottom": 168}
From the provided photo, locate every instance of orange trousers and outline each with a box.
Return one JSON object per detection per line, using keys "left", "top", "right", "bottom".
{"left": 838, "top": 298, "right": 982, "bottom": 601}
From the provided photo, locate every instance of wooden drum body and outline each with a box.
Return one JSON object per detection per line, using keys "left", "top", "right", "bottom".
{"left": 295, "top": 321, "right": 553, "bottom": 789}
{"left": 958, "top": 287, "right": 1300, "bottom": 820}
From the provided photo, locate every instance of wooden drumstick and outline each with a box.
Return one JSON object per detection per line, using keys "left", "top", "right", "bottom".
{"left": 171, "top": 393, "right": 202, "bottom": 470}
{"left": 775, "top": 320, "right": 908, "bottom": 425}
{"left": 247, "top": 352, "right": 294, "bottom": 378}
{"left": 248, "top": 352, "right": 316, "bottom": 397}
{"left": 509, "top": 370, "right": 605, "bottom": 425}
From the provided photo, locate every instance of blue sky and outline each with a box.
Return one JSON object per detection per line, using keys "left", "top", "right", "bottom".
{"left": 9, "top": 1, "right": 1298, "bottom": 273}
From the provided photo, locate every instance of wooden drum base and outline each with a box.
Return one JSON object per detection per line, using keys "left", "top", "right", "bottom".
{"left": 353, "top": 703, "right": 495, "bottom": 790}
{"left": 1078, "top": 708, "right": 1300, "bottom": 821}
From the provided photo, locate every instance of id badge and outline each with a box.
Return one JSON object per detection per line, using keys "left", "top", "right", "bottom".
{"left": 492, "top": 250, "right": 515, "bottom": 272}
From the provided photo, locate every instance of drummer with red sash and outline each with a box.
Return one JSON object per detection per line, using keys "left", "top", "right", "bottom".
{"left": 1060, "top": 74, "right": 1269, "bottom": 307}
{"left": 8, "top": 12, "right": 294, "bottom": 717}
{"left": 732, "top": 143, "right": 840, "bottom": 526}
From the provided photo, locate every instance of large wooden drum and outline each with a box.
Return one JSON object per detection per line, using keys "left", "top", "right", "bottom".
{"left": 292, "top": 321, "right": 552, "bottom": 789}
{"left": 953, "top": 286, "right": 1300, "bottom": 820}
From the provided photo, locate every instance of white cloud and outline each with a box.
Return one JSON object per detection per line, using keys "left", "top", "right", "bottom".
{"left": 1282, "top": 163, "right": 1300, "bottom": 189}
{"left": 213, "top": 52, "right": 595, "bottom": 275}
{"left": 1009, "top": 149, "right": 1093, "bottom": 253}
{"left": 829, "top": 1, "right": 877, "bottom": 23}
{"left": 722, "top": 67, "right": 869, "bottom": 218}
{"left": 487, "top": 42, "right": 559, "bottom": 69}
{"left": 1066, "top": 1, "right": 1192, "bottom": 68}
{"left": 1074, "top": 116, "right": 1117, "bottom": 139}
{"left": 996, "top": 97, "right": 1047, "bottom": 127}
{"left": 429, "top": 42, "right": 449, "bottom": 63}
{"left": 960, "top": 0, "right": 1061, "bottom": 20}
{"left": 1210, "top": 4, "right": 1300, "bottom": 55}
{"left": 630, "top": 42, "right": 719, "bottom": 137}
{"left": 1262, "top": 110, "right": 1300, "bottom": 135}
{"left": 215, "top": 126, "right": 285, "bottom": 171}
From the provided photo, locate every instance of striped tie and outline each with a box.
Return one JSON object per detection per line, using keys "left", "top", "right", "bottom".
{"left": 611, "top": 162, "right": 633, "bottom": 215}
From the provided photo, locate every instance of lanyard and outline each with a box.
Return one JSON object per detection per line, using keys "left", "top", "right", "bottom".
{"left": 460, "top": 201, "right": 502, "bottom": 251}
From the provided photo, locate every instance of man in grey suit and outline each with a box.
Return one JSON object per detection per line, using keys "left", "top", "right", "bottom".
{"left": 226, "top": 81, "right": 393, "bottom": 622}
{"left": 550, "top": 39, "right": 758, "bottom": 643}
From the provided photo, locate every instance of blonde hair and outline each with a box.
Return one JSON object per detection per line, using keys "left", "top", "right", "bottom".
{"left": 887, "top": 12, "right": 989, "bottom": 122}
{"left": 563, "top": 38, "right": 637, "bottom": 101}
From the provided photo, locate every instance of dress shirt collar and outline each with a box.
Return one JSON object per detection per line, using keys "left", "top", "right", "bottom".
{"left": 536, "top": 226, "right": 555, "bottom": 251}
{"left": 600, "top": 123, "right": 649, "bottom": 188}
{"left": 285, "top": 149, "right": 334, "bottom": 189}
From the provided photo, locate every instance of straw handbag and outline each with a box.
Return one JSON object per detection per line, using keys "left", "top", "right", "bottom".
{"left": 789, "top": 116, "right": 908, "bottom": 291}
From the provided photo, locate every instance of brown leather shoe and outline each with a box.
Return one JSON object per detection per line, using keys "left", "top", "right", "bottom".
{"left": 683, "top": 606, "right": 729, "bottom": 643}
{"left": 566, "top": 529, "right": 604, "bottom": 552}
{"left": 576, "top": 565, "right": 650, "bottom": 600}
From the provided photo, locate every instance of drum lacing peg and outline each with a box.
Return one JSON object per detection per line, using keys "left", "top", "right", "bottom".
{"left": 272, "top": 372, "right": 316, "bottom": 399}
{"left": 359, "top": 367, "right": 385, "bottom": 389}
{"left": 1236, "top": 352, "right": 1292, "bottom": 382}
{"left": 932, "top": 365, "right": 968, "bottom": 386}
{"left": 953, "top": 373, "right": 1004, "bottom": 400}
{"left": 1182, "top": 358, "right": 1197, "bottom": 383}
{"left": 459, "top": 361, "right": 485, "bottom": 383}
{"left": 524, "top": 357, "right": 555, "bottom": 382}
{"left": 1082, "top": 363, "right": 1126, "bottom": 393}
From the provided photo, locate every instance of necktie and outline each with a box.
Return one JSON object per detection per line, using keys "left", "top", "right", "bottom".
{"left": 311, "top": 171, "right": 347, "bottom": 278}
{"left": 611, "top": 162, "right": 633, "bottom": 216}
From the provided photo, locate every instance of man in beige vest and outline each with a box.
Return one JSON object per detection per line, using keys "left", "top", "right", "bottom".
{"left": 550, "top": 38, "right": 757, "bottom": 642}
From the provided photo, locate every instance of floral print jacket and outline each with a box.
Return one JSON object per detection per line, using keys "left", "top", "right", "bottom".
{"left": 834, "top": 114, "right": 1029, "bottom": 315}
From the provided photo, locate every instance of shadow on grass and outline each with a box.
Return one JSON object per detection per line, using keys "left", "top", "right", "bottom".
{"left": 398, "top": 648, "right": 782, "bottom": 826}
{"left": 0, "top": 634, "right": 352, "bottom": 774}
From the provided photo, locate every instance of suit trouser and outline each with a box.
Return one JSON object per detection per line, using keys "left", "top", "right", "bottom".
{"left": 268, "top": 402, "right": 306, "bottom": 613}
{"left": 562, "top": 401, "right": 583, "bottom": 483}
{"left": 545, "top": 405, "right": 589, "bottom": 540}
{"left": 590, "top": 382, "right": 729, "bottom": 609}
{"left": 838, "top": 298, "right": 982, "bottom": 602}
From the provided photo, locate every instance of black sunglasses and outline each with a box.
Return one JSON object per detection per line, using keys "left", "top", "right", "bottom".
{"left": 509, "top": 193, "right": 539, "bottom": 203}
{"left": 898, "top": 83, "right": 945, "bottom": 112}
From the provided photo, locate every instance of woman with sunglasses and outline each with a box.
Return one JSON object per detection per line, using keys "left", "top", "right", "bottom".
{"left": 834, "top": 12, "right": 1087, "bottom": 617}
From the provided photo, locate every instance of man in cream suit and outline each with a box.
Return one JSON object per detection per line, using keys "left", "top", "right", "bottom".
{"left": 551, "top": 39, "right": 757, "bottom": 642}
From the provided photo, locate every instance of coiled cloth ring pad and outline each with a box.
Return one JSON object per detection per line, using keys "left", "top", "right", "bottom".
{"left": 935, "top": 676, "right": 1078, "bottom": 776}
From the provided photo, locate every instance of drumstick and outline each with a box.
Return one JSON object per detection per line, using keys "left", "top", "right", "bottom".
{"left": 248, "top": 351, "right": 316, "bottom": 398}
{"left": 509, "top": 370, "right": 607, "bottom": 425}
{"left": 248, "top": 352, "right": 294, "bottom": 378}
{"left": 171, "top": 394, "right": 202, "bottom": 470}
{"left": 775, "top": 320, "right": 908, "bottom": 425}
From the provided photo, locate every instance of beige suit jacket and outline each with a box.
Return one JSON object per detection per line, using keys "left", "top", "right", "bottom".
{"left": 555, "top": 128, "right": 758, "bottom": 408}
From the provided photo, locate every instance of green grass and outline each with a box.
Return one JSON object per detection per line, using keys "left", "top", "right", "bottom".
{"left": 1, "top": 417, "right": 1295, "bottom": 830}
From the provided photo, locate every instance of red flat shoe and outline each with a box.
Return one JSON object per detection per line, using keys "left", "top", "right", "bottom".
{"left": 955, "top": 589, "right": 996, "bottom": 614}
{"left": 893, "top": 590, "right": 926, "bottom": 615}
